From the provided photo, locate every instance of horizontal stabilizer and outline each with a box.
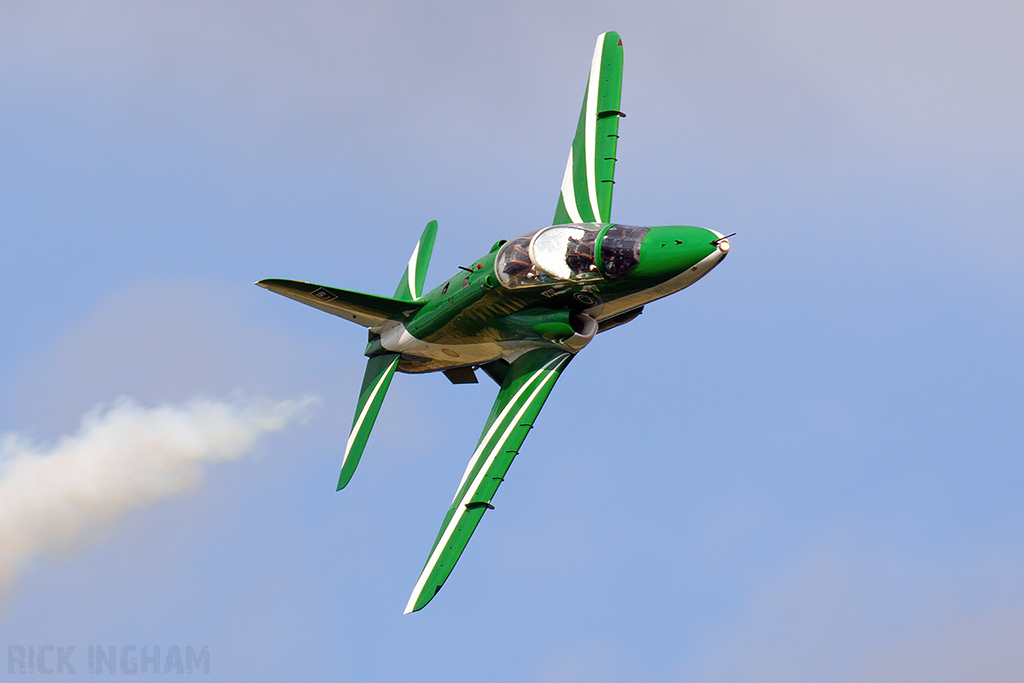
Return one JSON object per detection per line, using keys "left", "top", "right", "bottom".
{"left": 338, "top": 353, "right": 401, "bottom": 490}
{"left": 256, "top": 279, "right": 424, "bottom": 328}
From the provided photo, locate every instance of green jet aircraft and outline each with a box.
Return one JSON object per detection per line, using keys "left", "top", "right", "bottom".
{"left": 258, "top": 31, "right": 730, "bottom": 613}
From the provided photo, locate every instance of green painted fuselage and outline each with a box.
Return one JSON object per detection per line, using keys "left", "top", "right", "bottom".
{"left": 376, "top": 223, "right": 728, "bottom": 374}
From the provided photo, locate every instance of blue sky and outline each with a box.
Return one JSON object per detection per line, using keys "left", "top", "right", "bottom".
{"left": 2, "top": 1, "right": 1022, "bottom": 680}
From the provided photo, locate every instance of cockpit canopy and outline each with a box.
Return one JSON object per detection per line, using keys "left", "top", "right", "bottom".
{"left": 495, "top": 223, "right": 649, "bottom": 288}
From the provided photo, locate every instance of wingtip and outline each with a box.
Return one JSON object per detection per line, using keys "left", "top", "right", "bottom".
{"left": 404, "top": 578, "right": 436, "bottom": 614}
{"left": 403, "top": 593, "right": 424, "bottom": 615}
{"left": 402, "top": 595, "right": 417, "bottom": 614}
{"left": 337, "top": 443, "right": 358, "bottom": 490}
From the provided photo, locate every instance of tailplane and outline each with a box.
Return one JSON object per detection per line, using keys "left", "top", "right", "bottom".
{"left": 255, "top": 220, "right": 439, "bottom": 327}
{"left": 337, "top": 352, "right": 400, "bottom": 489}
{"left": 256, "top": 220, "right": 440, "bottom": 488}
{"left": 337, "top": 219, "right": 439, "bottom": 487}
{"left": 256, "top": 279, "right": 423, "bottom": 328}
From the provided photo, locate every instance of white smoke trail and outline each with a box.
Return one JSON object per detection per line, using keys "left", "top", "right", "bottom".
{"left": 0, "top": 394, "right": 318, "bottom": 597}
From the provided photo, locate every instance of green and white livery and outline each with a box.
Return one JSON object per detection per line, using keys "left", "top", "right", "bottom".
{"left": 258, "top": 31, "right": 731, "bottom": 612}
{"left": 553, "top": 31, "right": 624, "bottom": 225}
{"left": 405, "top": 348, "right": 572, "bottom": 613}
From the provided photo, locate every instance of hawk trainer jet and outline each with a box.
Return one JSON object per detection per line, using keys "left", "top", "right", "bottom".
{"left": 258, "top": 31, "right": 730, "bottom": 612}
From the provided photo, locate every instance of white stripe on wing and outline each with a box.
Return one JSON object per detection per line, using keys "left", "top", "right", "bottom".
{"left": 585, "top": 33, "right": 606, "bottom": 223}
{"left": 404, "top": 354, "right": 568, "bottom": 613}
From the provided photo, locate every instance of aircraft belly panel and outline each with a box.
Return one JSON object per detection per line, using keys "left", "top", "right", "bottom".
{"left": 382, "top": 323, "right": 549, "bottom": 373}
{"left": 588, "top": 247, "right": 727, "bottom": 321}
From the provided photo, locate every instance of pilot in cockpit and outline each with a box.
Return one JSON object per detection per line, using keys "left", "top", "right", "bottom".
{"left": 565, "top": 234, "right": 597, "bottom": 275}
{"left": 502, "top": 241, "right": 532, "bottom": 277}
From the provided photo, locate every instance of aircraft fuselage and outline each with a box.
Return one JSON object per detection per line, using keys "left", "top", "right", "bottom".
{"left": 376, "top": 223, "right": 729, "bottom": 374}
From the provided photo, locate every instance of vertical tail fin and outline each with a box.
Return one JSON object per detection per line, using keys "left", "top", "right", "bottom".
{"left": 393, "top": 220, "right": 438, "bottom": 301}
{"left": 337, "top": 220, "right": 437, "bottom": 489}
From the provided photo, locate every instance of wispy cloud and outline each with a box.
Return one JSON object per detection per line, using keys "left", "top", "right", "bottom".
{"left": 0, "top": 394, "right": 317, "bottom": 599}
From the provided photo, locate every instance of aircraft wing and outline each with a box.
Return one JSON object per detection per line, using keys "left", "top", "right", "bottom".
{"left": 553, "top": 31, "right": 625, "bottom": 225}
{"left": 404, "top": 348, "right": 574, "bottom": 613}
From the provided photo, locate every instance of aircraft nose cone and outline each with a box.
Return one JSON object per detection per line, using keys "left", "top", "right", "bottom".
{"left": 632, "top": 225, "right": 724, "bottom": 280}
{"left": 710, "top": 229, "right": 734, "bottom": 255}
